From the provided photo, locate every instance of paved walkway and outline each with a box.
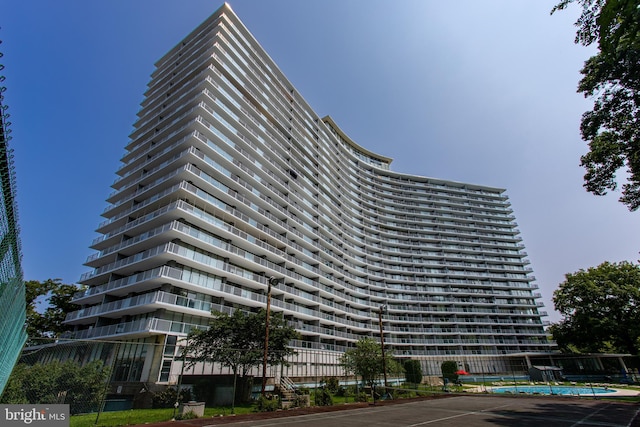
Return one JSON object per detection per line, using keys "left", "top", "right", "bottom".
{"left": 136, "top": 395, "right": 640, "bottom": 427}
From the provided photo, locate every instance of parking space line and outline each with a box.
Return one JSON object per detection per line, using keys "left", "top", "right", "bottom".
{"left": 406, "top": 402, "right": 516, "bottom": 426}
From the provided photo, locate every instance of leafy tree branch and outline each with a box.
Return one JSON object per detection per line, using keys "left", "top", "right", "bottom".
{"left": 552, "top": 0, "right": 640, "bottom": 210}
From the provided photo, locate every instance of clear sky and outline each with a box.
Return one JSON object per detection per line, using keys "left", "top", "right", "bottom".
{"left": 3, "top": 1, "right": 639, "bottom": 323}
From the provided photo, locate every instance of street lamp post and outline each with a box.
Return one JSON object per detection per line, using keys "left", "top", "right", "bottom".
{"left": 261, "top": 276, "right": 279, "bottom": 397}
{"left": 378, "top": 305, "right": 388, "bottom": 390}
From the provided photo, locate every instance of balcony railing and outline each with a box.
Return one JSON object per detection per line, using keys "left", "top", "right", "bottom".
{"left": 66, "top": 290, "right": 213, "bottom": 323}
{"left": 62, "top": 317, "right": 207, "bottom": 340}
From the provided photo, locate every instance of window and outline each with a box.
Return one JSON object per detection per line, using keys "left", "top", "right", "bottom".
{"left": 159, "top": 360, "right": 172, "bottom": 382}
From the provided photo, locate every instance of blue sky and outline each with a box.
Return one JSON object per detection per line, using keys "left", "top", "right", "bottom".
{"left": 3, "top": 1, "right": 639, "bottom": 322}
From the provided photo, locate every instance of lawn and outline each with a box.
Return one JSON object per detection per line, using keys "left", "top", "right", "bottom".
{"left": 70, "top": 405, "right": 256, "bottom": 427}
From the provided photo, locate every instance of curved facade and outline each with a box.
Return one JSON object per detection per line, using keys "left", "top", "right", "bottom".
{"left": 67, "top": 3, "right": 553, "bottom": 384}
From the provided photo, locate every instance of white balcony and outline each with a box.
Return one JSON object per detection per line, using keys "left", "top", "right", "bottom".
{"left": 65, "top": 290, "right": 213, "bottom": 325}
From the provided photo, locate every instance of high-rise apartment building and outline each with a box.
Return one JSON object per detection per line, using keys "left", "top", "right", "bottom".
{"left": 66, "top": 3, "right": 554, "bottom": 386}
{"left": 0, "top": 38, "right": 27, "bottom": 395}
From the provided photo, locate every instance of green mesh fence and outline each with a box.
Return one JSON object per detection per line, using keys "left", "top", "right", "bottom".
{"left": 0, "top": 38, "right": 27, "bottom": 395}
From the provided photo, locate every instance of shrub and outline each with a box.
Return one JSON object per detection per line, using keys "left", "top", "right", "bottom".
{"left": 322, "top": 376, "right": 340, "bottom": 393}
{"left": 1, "top": 361, "right": 110, "bottom": 415}
{"left": 342, "top": 385, "right": 357, "bottom": 397}
{"left": 441, "top": 361, "right": 459, "bottom": 384}
{"left": 291, "top": 394, "right": 310, "bottom": 408}
{"left": 254, "top": 395, "right": 280, "bottom": 412}
{"left": 314, "top": 387, "right": 333, "bottom": 406}
{"left": 152, "top": 387, "right": 192, "bottom": 409}
{"left": 356, "top": 391, "right": 369, "bottom": 402}
{"left": 404, "top": 360, "right": 423, "bottom": 385}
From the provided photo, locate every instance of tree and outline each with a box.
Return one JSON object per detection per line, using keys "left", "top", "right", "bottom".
{"left": 441, "top": 361, "right": 459, "bottom": 384}
{"left": 25, "top": 279, "right": 79, "bottom": 344}
{"left": 552, "top": 0, "right": 640, "bottom": 210}
{"left": 25, "top": 279, "right": 79, "bottom": 339}
{"left": 551, "top": 261, "right": 640, "bottom": 355}
{"left": 44, "top": 283, "right": 80, "bottom": 336}
{"left": 25, "top": 279, "right": 57, "bottom": 339}
{"left": 188, "top": 308, "right": 298, "bottom": 377}
{"left": 340, "top": 337, "right": 390, "bottom": 388}
{"left": 187, "top": 308, "right": 298, "bottom": 405}
{"left": 404, "top": 359, "right": 423, "bottom": 386}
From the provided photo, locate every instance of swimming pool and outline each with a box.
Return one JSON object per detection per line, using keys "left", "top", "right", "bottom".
{"left": 491, "top": 385, "right": 616, "bottom": 396}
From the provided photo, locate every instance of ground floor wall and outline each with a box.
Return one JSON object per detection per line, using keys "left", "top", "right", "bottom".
{"left": 9, "top": 338, "right": 639, "bottom": 411}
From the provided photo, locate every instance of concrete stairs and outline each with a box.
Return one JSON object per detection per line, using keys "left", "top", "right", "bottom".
{"left": 279, "top": 376, "right": 297, "bottom": 407}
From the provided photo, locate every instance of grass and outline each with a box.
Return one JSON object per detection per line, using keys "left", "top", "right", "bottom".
{"left": 70, "top": 404, "right": 256, "bottom": 427}
{"left": 71, "top": 408, "right": 174, "bottom": 427}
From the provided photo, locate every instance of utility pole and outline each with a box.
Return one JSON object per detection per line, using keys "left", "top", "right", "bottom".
{"left": 261, "top": 276, "right": 279, "bottom": 396}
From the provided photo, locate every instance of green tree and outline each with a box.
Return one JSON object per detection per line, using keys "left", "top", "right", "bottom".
{"left": 25, "top": 279, "right": 79, "bottom": 344}
{"left": 187, "top": 308, "right": 299, "bottom": 378}
{"left": 404, "top": 359, "right": 423, "bottom": 385}
{"left": 551, "top": 261, "right": 640, "bottom": 355}
{"left": 187, "top": 308, "right": 299, "bottom": 405}
{"left": 552, "top": 0, "right": 640, "bottom": 210}
{"left": 340, "top": 337, "right": 388, "bottom": 388}
{"left": 44, "top": 284, "right": 79, "bottom": 335}
{"left": 441, "top": 361, "right": 459, "bottom": 384}
{"left": 25, "top": 279, "right": 57, "bottom": 340}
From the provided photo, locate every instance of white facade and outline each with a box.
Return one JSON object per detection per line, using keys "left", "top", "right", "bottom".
{"left": 65, "top": 3, "right": 554, "bottom": 384}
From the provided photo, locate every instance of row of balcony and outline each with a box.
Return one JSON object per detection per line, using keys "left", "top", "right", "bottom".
{"left": 85, "top": 195, "right": 538, "bottom": 307}
{"left": 74, "top": 261, "right": 545, "bottom": 340}
{"left": 62, "top": 315, "right": 552, "bottom": 355}
{"left": 81, "top": 220, "right": 543, "bottom": 323}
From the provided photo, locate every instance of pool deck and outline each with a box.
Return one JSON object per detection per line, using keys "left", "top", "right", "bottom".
{"left": 607, "top": 387, "right": 640, "bottom": 396}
